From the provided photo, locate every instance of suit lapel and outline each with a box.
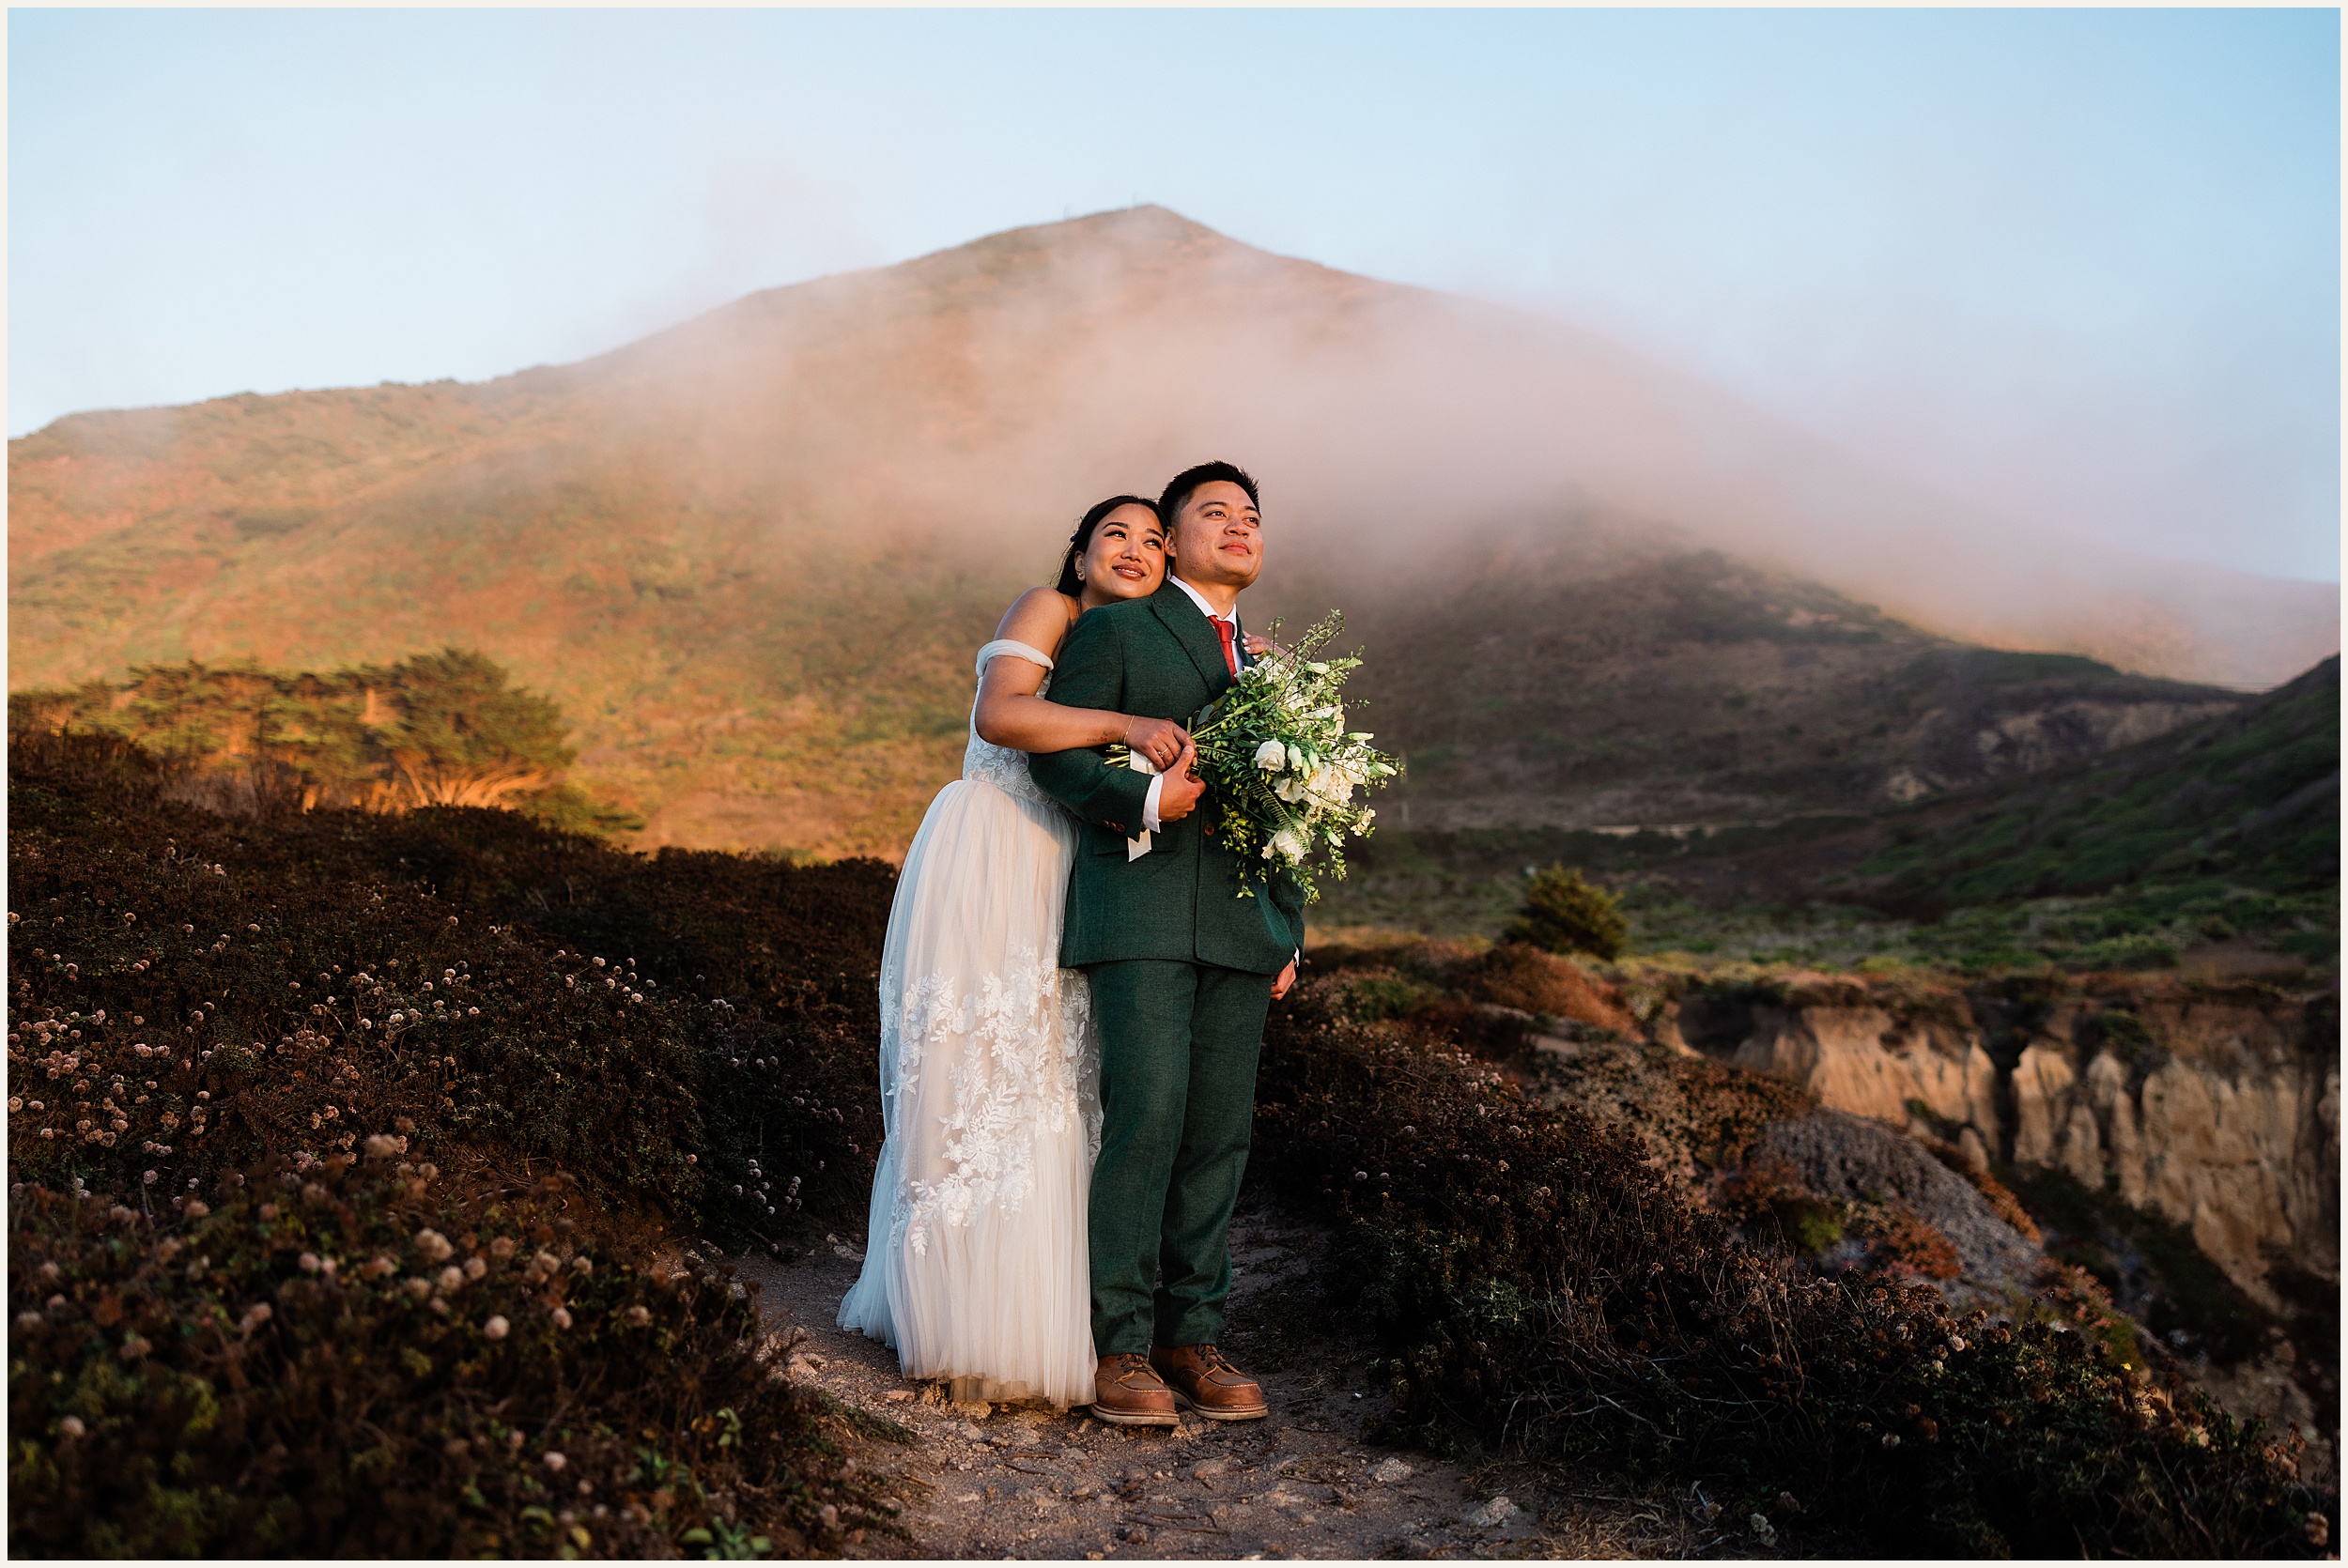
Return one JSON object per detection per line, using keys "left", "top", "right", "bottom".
{"left": 1151, "top": 583, "right": 1235, "bottom": 699}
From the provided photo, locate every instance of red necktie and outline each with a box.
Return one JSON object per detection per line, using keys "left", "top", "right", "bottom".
{"left": 1214, "top": 618, "right": 1240, "bottom": 678}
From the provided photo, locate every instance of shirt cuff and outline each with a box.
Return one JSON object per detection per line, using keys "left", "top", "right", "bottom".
{"left": 1141, "top": 773, "right": 1166, "bottom": 835}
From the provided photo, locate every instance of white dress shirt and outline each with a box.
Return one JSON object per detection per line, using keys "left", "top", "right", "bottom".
{"left": 1140, "top": 576, "right": 1241, "bottom": 834}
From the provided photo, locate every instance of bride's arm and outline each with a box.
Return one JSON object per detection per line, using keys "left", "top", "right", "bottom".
{"left": 973, "top": 589, "right": 1187, "bottom": 764}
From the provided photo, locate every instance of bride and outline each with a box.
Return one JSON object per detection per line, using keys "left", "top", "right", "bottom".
{"left": 839, "top": 495, "right": 1199, "bottom": 1406}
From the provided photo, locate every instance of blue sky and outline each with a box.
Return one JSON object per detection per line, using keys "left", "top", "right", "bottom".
{"left": 9, "top": 8, "right": 2339, "bottom": 582}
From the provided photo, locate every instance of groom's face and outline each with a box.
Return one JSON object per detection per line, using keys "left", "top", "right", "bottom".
{"left": 1166, "top": 482, "right": 1263, "bottom": 590}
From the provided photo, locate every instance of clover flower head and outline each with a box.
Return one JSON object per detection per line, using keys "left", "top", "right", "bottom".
{"left": 484, "top": 1314, "right": 510, "bottom": 1341}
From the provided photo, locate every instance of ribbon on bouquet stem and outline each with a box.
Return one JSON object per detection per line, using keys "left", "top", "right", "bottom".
{"left": 1125, "top": 750, "right": 1155, "bottom": 860}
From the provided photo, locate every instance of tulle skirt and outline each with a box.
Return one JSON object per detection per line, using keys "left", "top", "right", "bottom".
{"left": 837, "top": 776, "right": 1100, "bottom": 1406}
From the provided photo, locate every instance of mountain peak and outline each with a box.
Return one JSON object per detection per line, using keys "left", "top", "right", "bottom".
{"left": 938, "top": 203, "right": 1235, "bottom": 256}
{"left": 883, "top": 202, "right": 1257, "bottom": 292}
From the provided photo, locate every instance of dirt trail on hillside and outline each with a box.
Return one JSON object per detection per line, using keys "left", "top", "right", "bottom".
{"left": 734, "top": 1199, "right": 1752, "bottom": 1560}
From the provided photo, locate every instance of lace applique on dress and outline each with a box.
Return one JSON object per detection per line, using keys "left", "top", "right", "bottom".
{"left": 889, "top": 946, "right": 1092, "bottom": 1258}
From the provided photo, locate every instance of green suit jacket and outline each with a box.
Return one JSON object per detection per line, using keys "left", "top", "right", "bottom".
{"left": 1030, "top": 582, "right": 1307, "bottom": 973}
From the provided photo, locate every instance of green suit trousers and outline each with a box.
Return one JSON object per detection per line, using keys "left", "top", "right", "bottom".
{"left": 1087, "top": 958, "right": 1274, "bottom": 1354}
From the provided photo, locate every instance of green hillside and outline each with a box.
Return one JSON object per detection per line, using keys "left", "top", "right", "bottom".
{"left": 1849, "top": 654, "right": 2339, "bottom": 909}
{"left": 1314, "top": 655, "right": 2339, "bottom": 976}
{"left": 1331, "top": 523, "right": 2240, "bottom": 831}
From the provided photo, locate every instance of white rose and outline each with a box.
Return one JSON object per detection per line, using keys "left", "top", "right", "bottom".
{"left": 1254, "top": 740, "right": 1288, "bottom": 771}
{"left": 1273, "top": 827, "right": 1309, "bottom": 862}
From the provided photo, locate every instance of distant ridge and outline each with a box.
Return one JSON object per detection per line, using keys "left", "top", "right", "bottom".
{"left": 10, "top": 208, "right": 2333, "bottom": 853}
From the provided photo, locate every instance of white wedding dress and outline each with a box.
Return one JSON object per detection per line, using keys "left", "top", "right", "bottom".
{"left": 837, "top": 638, "right": 1102, "bottom": 1407}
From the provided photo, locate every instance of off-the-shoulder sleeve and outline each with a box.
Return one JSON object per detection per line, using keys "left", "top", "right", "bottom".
{"left": 976, "top": 638, "right": 1055, "bottom": 676}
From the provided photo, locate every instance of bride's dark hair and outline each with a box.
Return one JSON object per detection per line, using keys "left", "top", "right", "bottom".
{"left": 1055, "top": 495, "right": 1163, "bottom": 597}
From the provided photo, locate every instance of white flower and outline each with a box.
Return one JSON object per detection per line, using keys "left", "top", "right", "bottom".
{"left": 1286, "top": 744, "right": 1305, "bottom": 773}
{"left": 1272, "top": 827, "right": 1308, "bottom": 862}
{"left": 1253, "top": 740, "right": 1287, "bottom": 771}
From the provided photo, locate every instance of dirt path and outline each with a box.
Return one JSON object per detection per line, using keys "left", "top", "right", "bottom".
{"left": 733, "top": 1196, "right": 1731, "bottom": 1560}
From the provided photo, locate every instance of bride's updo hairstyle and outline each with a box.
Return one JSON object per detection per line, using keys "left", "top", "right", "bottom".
{"left": 1055, "top": 495, "right": 1163, "bottom": 597}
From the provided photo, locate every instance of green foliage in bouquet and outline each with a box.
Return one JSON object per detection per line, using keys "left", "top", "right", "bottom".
{"left": 1503, "top": 864, "right": 1631, "bottom": 960}
{"left": 1168, "top": 612, "right": 1398, "bottom": 902}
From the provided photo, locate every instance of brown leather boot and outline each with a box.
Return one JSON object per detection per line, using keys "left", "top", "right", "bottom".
{"left": 1090, "top": 1352, "right": 1179, "bottom": 1427}
{"left": 1150, "top": 1344, "right": 1268, "bottom": 1421}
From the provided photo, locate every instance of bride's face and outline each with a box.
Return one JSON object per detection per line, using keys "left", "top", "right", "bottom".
{"left": 1075, "top": 504, "right": 1166, "bottom": 606}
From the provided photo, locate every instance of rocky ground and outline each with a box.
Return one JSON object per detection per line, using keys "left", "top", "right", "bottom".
{"left": 733, "top": 1200, "right": 1769, "bottom": 1561}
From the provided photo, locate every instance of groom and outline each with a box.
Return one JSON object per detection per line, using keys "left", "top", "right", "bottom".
{"left": 1030, "top": 460, "right": 1305, "bottom": 1426}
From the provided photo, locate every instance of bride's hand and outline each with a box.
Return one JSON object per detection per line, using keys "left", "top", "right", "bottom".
{"left": 1244, "top": 633, "right": 1287, "bottom": 659}
{"left": 1121, "top": 715, "right": 1189, "bottom": 771}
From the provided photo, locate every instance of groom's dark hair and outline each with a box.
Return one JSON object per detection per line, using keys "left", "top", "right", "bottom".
{"left": 1158, "top": 461, "right": 1260, "bottom": 526}
{"left": 1055, "top": 495, "right": 1163, "bottom": 597}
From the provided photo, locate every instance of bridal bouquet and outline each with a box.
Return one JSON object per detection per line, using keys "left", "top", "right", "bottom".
{"left": 1116, "top": 611, "right": 1398, "bottom": 901}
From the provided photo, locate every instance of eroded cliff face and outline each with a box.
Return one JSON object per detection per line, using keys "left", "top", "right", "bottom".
{"left": 1667, "top": 977, "right": 2340, "bottom": 1307}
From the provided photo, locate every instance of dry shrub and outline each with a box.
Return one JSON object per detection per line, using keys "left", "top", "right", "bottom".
{"left": 1719, "top": 1157, "right": 1847, "bottom": 1258}
{"left": 1537, "top": 1035, "right": 1814, "bottom": 1175}
{"left": 1970, "top": 1169, "right": 2045, "bottom": 1246}
{"left": 8, "top": 735, "right": 905, "bottom": 1556}
{"left": 8, "top": 1160, "right": 900, "bottom": 1557}
{"left": 8, "top": 735, "right": 892, "bottom": 1242}
{"left": 1851, "top": 1200, "right": 1963, "bottom": 1282}
{"left": 1452, "top": 942, "right": 1637, "bottom": 1032}
{"left": 1253, "top": 973, "right": 2335, "bottom": 1558}
{"left": 1919, "top": 1137, "right": 2046, "bottom": 1243}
